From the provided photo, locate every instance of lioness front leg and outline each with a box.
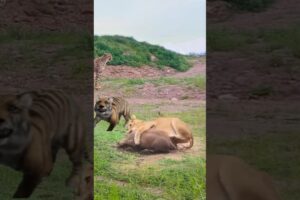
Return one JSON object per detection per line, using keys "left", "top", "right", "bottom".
{"left": 133, "top": 122, "right": 156, "bottom": 145}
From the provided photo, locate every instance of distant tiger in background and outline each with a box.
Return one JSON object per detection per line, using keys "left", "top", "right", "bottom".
{"left": 0, "top": 90, "right": 92, "bottom": 198}
{"left": 94, "top": 53, "right": 112, "bottom": 89}
{"left": 94, "top": 97, "right": 131, "bottom": 131}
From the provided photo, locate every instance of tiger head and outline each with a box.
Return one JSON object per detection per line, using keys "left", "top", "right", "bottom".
{"left": 0, "top": 93, "right": 33, "bottom": 154}
{"left": 101, "top": 53, "right": 112, "bottom": 63}
{"left": 94, "top": 97, "right": 113, "bottom": 119}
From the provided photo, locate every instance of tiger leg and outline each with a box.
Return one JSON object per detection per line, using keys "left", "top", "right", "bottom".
{"left": 123, "top": 112, "right": 131, "bottom": 126}
{"left": 13, "top": 173, "right": 42, "bottom": 198}
{"left": 64, "top": 125, "right": 85, "bottom": 191}
{"left": 66, "top": 147, "right": 84, "bottom": 190}
{"left": 94, "top": 116, "right": 101, "bottom": 127}
{"left": 107, "top": 113, "right": 118, "bottom": 131}
{"left": 107, "top": 122, "right": 116, "bottom": 131}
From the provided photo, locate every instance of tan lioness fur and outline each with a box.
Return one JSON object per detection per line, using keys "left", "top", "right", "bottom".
{"left": 127, "top": 115, "right": 193, "bottom": 149}
{"left": 207, "top": 155, "right": 281, "bottom": 200}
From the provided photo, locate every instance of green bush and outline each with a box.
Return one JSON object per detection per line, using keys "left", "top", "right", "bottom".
{"left": 94, "top": 35, "right": 191, "bottom": 71}
{"left": 225, "top": 0, "right": 275, "bottom": 11}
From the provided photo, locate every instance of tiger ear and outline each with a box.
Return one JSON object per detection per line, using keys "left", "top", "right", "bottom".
{"left": 108, "top": 97, "right": 113, "bottom": 103}
{"left": 17, "top": 93, "right": 33, "bottom": 109}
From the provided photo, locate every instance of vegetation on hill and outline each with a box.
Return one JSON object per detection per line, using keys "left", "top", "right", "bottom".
{"left": 224, "top": 0, "right": 275, "bottom": 11}
{"left": 94, "top": 35, "right": 191, "bottom": 71}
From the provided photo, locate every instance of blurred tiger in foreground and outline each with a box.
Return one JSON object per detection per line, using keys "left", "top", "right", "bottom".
{"left": 0, "top": 90, "right": 92, "bottom": 198}
{"left": 94, "top": 53, "right": 112, "bottom": 90}
{"left": 94, "top": 97, "right": 131, "bottom": 131}
{"left": 207, "top": 155, "right": 281, "bottom": 200}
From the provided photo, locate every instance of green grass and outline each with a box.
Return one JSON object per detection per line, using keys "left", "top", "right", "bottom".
{"left": 208, "top": 25, "right": 300, "bottom": 59}
{"left": 209, "top": 132, "right": 300, "bottom": 200}
{"left": 94, "top": 35, "right": 191, "bottom": 71}
{"left": 0, "top": 26, "right": 92, "bottom": 76}
{"left": 102, "top": 76, "right": 206, "bottom": 96}
{"left": 207, "top": 28, "right": 256, "bottom": 52}
{"left": 0, "top": 151, "right": 74, "bottom": 199}
{"left": 94, "top": 106, "right": 206, "bottom": 200}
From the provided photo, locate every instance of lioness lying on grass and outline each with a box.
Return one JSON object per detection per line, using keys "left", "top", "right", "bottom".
{"left": 117, "top": 129, "right": 177, "bottom": 154}
{"left": 126, "top": 115, "right": 193, "bottom": 149}
{"left": 207, "top": 155, "right": 281, "bottom": 200}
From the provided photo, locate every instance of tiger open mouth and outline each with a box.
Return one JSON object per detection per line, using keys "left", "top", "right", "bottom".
{"left": 96, "top": 107, "right": 107, "bottom": 113}
{"left": 0, "top": 128, "right": 13, "bottom": 139}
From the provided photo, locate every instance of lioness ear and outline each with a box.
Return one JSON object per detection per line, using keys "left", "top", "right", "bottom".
{"left": 131, "top": 115, "right": 136, "bottom": 120}
{"left": 17, "top": 93, "right": 33, "bottom": 109}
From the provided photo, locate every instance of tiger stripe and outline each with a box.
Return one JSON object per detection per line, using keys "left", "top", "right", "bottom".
{"left": 0, "top": 89, "right": 92, "bottom": 198}
{"left": 94, "top": 97, "right": 131, "bottom": 131}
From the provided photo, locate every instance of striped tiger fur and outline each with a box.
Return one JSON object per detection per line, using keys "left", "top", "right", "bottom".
{"left": 0, "top": 89, "right": 92, "bottom": 198}
{"left": 94, "top": 97, "right": 131, "bottom": 131}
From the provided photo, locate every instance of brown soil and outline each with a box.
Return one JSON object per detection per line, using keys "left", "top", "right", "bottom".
{"left": 97, "top": 60, "right": 206, "bottom": 102}
{"left": 208, "top": 0, "right": 300, "bottom": 100}
{"left": 102, "top": 65, "right": 177, "bottom": 79}
{"left": 0, "top": 0, "right": 92, "bottom": 31}
{"left": 210, "top": 0, "right": 300, "bottom": 30}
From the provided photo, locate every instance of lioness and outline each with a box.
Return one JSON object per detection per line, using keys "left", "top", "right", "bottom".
{"left": 127, "top": 115, "right": 193, "bottom": 149}
{"left": 118, "top": 129, "right": 177, "bottom": 153}
{"left": 207, "top": 155, "right": 281, "bottom": 200}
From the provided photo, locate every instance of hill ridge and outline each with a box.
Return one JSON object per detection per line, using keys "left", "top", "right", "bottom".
{"left": 94, "top": 35, "right": 191, "bottom": 71}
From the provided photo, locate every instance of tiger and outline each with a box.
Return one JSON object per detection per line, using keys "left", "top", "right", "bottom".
{"left": 94, "top": 53, "right": 112, "bottom": 90}
{"left": 94, "top": 97, "right": 131, "bottom": 131}
{"left": 0, "top": 89, "right": 92, "bottom": 198}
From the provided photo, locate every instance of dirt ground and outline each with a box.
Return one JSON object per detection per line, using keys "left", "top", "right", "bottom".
{"left": 96, "top": 59, "right": 206, "bottom": 102}
{"left": 208, "top": 0, "right": 300, "bottom": 100}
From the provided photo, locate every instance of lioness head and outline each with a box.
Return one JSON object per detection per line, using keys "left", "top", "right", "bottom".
{"left": 94, "top": 97, "right": 113, "bottom": 119}
{"left": 0, "top": 93, "right": 33, "bottom": 153}
{"left": 126, "top": 115, "right": 144, "bottom": 134}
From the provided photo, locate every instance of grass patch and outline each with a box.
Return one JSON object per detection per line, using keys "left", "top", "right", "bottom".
{"left": 250, "top": 85, "right": 273, "bottom": 97}
{"left": 0, "top": 151, "right": 73, "bottom": 199}
{"left": 102, "top": 76, "right": 206, "bottom": 94}
{"left": 207, "top": 28, "right": 255, "bottom": 51}
{"left": 208, "top": 132, "right": 300, "bottom": 200}
{"left": 225, "top": 0, "right": 275, "bottom": 12}
{"left": 208, "top": 25, "right": 300, "bottom": 58}
{"left": 0, "top": 26, "right": 92, "bottom": 75}
{"left": 94, "top": 106, "right": 206, "bottom": 199}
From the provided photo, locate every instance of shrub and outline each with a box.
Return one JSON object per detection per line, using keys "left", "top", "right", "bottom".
{"left": 225, "top": 0, "right": 275, "bottom": 12}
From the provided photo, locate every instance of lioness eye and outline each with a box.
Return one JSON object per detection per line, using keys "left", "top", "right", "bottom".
{"left": 8, "top": 105, "right": 21, "bottom": 113}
